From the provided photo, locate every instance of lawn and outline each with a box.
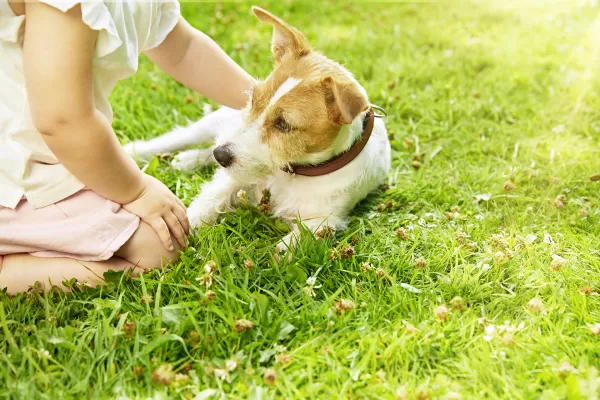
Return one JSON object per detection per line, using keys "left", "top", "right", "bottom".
{"left": 2, "top": 0, "right": 600, "bottom": 398}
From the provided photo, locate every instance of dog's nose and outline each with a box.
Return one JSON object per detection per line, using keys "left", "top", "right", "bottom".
{"left": 213, "top": 145, "right": 234, "bottom": 167}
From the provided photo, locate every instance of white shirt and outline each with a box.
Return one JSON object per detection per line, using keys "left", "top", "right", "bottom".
{"left": 0, "top": 0, "right": 179, "bottom": 209}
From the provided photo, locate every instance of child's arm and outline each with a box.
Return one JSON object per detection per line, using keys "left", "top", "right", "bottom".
{"left": 145, "top": 18, "right": 255, "bottom": 110}
{"left": 23, "top": 1, "right": 188, "bottom": 250}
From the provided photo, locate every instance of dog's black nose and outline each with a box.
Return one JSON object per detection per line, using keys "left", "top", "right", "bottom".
{"left": 213, "top": 145, "right": 234, "bottom": 167}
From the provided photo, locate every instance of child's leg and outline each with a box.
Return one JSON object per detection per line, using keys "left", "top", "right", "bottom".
{"left": 0, "top": 222, "right": 180, "bottom": 295}
{"left": 0, "top": 254, "right": 133, "bottom": 295}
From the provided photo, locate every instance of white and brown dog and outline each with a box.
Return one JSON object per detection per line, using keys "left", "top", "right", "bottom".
{"left": 125, "top": 7, "right": 391, "bottom": 252}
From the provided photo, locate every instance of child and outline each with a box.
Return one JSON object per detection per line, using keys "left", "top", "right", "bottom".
{"left": 0, "top": 0, "right": 255, "bottom": 294}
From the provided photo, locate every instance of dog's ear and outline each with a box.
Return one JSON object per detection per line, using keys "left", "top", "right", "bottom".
{"left": 321, "top": 76, "right": 369, "bottom": 125}
{"left": 252, "top": 6, "right": 311, "bottom": 62}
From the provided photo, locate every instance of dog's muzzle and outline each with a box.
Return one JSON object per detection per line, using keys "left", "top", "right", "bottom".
{"left": 213, "top": 144, "right": 234, "bottom": 167}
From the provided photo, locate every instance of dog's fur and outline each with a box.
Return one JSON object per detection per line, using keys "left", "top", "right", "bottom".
{"left": 125, "top": 7, "right": 391, "bottom": 252}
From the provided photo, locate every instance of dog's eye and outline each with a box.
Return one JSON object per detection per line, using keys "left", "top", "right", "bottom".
{"left": 275, "top": 117, "right": 292, "bottom": 133}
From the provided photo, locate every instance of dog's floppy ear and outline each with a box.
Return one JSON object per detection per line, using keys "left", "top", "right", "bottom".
{"left": 252, "top": 6, "right": 311, "bottom": 62}
{"left": 321, "top": 76, "right": 369, "bottom": 125}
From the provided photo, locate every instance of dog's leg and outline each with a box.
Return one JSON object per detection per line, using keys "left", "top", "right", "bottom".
{"left": 275, "top": 215, "right": 347, "bottom": 255}
{"left": 124, "top": 107, "right": 241, "bottom": 160}
{"left": 187, "top": 168, "right": 244, "bottom": 227}
{"left": 171, "top": 146, "right": 216, "bottom": 172}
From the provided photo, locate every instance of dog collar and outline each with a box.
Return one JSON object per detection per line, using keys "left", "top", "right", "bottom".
{"left": 282, "top": 105, "right": 385, "bottom": 177}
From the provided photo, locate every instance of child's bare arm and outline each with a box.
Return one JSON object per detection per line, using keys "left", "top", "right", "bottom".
{"left": 23, "top": 1, "right": 188, "bottom": 250}
{"left": 145, "top": 18, "right": 255, "bottom": 110}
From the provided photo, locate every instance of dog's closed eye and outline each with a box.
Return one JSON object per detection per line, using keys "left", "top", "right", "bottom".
{"left": 275, "top": 116, "right": 293, "bottom": 133}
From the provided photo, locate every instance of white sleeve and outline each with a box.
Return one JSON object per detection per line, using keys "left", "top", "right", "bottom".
{"left": 39, "top": 0, "right": 123, "bottom": 58}
{"left": 139, "top": 0, "right": 180, "bottom": 52}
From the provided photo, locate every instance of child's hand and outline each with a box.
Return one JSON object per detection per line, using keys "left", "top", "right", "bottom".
{"left": 123, "top": 174, "right": 189, "bottom": 251}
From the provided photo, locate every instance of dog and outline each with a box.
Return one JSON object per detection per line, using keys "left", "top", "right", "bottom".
{"left": 125, "top": 6, "right": 391, "bottom": 253}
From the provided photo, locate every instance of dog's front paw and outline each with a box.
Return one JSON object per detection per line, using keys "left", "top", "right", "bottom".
{"left": 275, "top": 232, "right": 299, "bottom": 261}
{"left": 187, "top": 199, "right": 221, "bottom": 228}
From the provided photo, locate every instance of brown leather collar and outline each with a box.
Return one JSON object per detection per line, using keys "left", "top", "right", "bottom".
{"left": 282, "top": 107, "right": 382, "bottom": 177}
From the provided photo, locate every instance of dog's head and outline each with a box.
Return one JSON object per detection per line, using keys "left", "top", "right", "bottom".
{"left": 213, "top": 6, "right": 370, "bottom": 182}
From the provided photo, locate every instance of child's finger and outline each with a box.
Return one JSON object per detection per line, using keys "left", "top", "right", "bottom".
{"left": 149, "top": 218, "right": 174, "bottom": 251}
{"left": 172, "top": 204, "right": 190, "bottom": 234}
{"left": 165, "top": 212, "right": 187, "bottom": 248}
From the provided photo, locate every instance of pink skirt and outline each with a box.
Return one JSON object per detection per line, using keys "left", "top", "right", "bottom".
{"left": 0, "top": 189, "right": 140, "bottom": 261}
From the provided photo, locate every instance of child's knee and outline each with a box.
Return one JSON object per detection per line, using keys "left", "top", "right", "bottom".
{"left": 116, "top": 222, "right": 182, "bottom": 270}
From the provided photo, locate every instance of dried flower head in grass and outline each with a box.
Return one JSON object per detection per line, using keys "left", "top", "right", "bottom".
{"left": 213, "top": 368, "right": 229, "bottom": 381}
{"left": 340, "top": 245, "right": 355, "bottom": 259}
{"left": 501, "top": 333, "right": 515, "bottom": 346}
{"left": 555, "top": 361, "right": 578, "bottom": 380}
{"left": 434, "top": 305, "right": 450, "bottom": 322}
{"left": 403, "top": 138, "right": 415, "bottom": 148}
{"left": 123, "top": 321, "right": 136, "bottom": 339}
{"left": 204, "top": 260, "right": 217, "bottom": 273}
{"left": 258, "top": 203, "right": 271, "bottom": 213}
{"left": 550, "top": 254, "right": 567, "bottom": 271}
{"left": 225, "top": 359, "right": 238, "bottom": 372}
{"left": 334, "top": 299, "right": 355, "bottom": 313}
{"left": 451, "top": 296, "right": 465, "bottom": 311}
{"left": 361, "top": 262, "right": 373, "bottom": 272}
{"left": 455, "top": 231, "right": 468, "bottom": 245}
{"left": 503, "top": 181, "right": 517, "bottom": 191}
{"left": 415, "top": 257, "right": 427, "bottom": 269}
{"left": 243, "top": 259, "right": 254, "bottom": 270}
{"left": 444, "top": 211, "right": 455, "bottom": 220}
{"left": 527, "top": 297, "right": 544, "bottom": 313}
{"left": 185, "top": 95, "right": 194, "bottom": 104}
{"left": 275, "top": 353, "right": 293, "bottom": 366}
{"left": 133, "top": 365, "right": 144, "bottom": 378}
{"left": 490, "top": 233, "right": 509, "bottom": 250}
{"left": 493, "top": 251, "right": 506, "bottom": 264}
{"left": 589, "top": 173, "right": 600, "bottom": 182}
{"left": 188, "top": 330, "right": 201, "bottom": 346}
{"left": 328, "top": 248, "right": 340, "bottom": 261}
{"left": 579, "top": 286, "right": 594, "bottom": 295}
{"left": 411, "top": 160, "right": 422, "bottom": 170}
{"left": 386, "top": 200, "right": 395, "bottom": 209}
{"left": 588, "top": 323, "right": 600, "bottom": 335}
{"left": 376, "top": 268, "right": 388, "bottom": 279}
{"left": 414, "top": 386, "right": 432, "bottom": 400}
{"left": 234, "top": 319, "right": 254, "bottom": 333}
{"left": 505, "top": 249, "right": 514, "bottom": 260}
{"left": 263, "top": 368, "right": 277, "bottom": 386}
{"left": 553, "top": 194, "right": 566, "bottom": 209}
{"left": 205, "top": 290, "right": 216, "bottom": 301}
{"left": 380, "top": 184, "right": 390, "bottom": 192}
{"left": 395, "top": 228, "right": 409, "bottom": 240}
{"left": 579, "top": 208, "right": 588, "bottom": 216}
{"left": 315, "top": 226, "right": 335, "bottom": 239}
{"left": 376, "top": 203, "right": 386, "bottom": 212}
{"left": 152, "top": 364, "right": 175, "bottom": 385}
{"left": 303, "top": 286, "right": 316, "bottom": 297}
{"left": 404, "top": 322, "right": 417, "bottom": 335}
{"left": 140, "top": 294, "right": 154, "bottom": 304}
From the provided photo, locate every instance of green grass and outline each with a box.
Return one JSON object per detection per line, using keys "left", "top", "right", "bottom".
{"left": 2, "top": 1, "right": 600, "bottom": 398}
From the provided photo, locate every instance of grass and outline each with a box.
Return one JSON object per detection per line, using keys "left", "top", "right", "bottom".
{"left": 2, "top": 0, "right": 600, "bottom": 398}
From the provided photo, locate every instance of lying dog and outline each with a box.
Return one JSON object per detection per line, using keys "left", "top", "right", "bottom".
{"left": 125, "top": 7, "right": 391, "bottom": 252}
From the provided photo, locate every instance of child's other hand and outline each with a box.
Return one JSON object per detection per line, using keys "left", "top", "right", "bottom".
{"left": 123, "top": 174, "right": 189, "bottom": 251}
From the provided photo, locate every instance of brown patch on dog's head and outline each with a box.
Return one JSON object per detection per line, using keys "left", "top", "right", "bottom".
{"left": 244, "top": 7, "right": 369, "bottom": 164}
